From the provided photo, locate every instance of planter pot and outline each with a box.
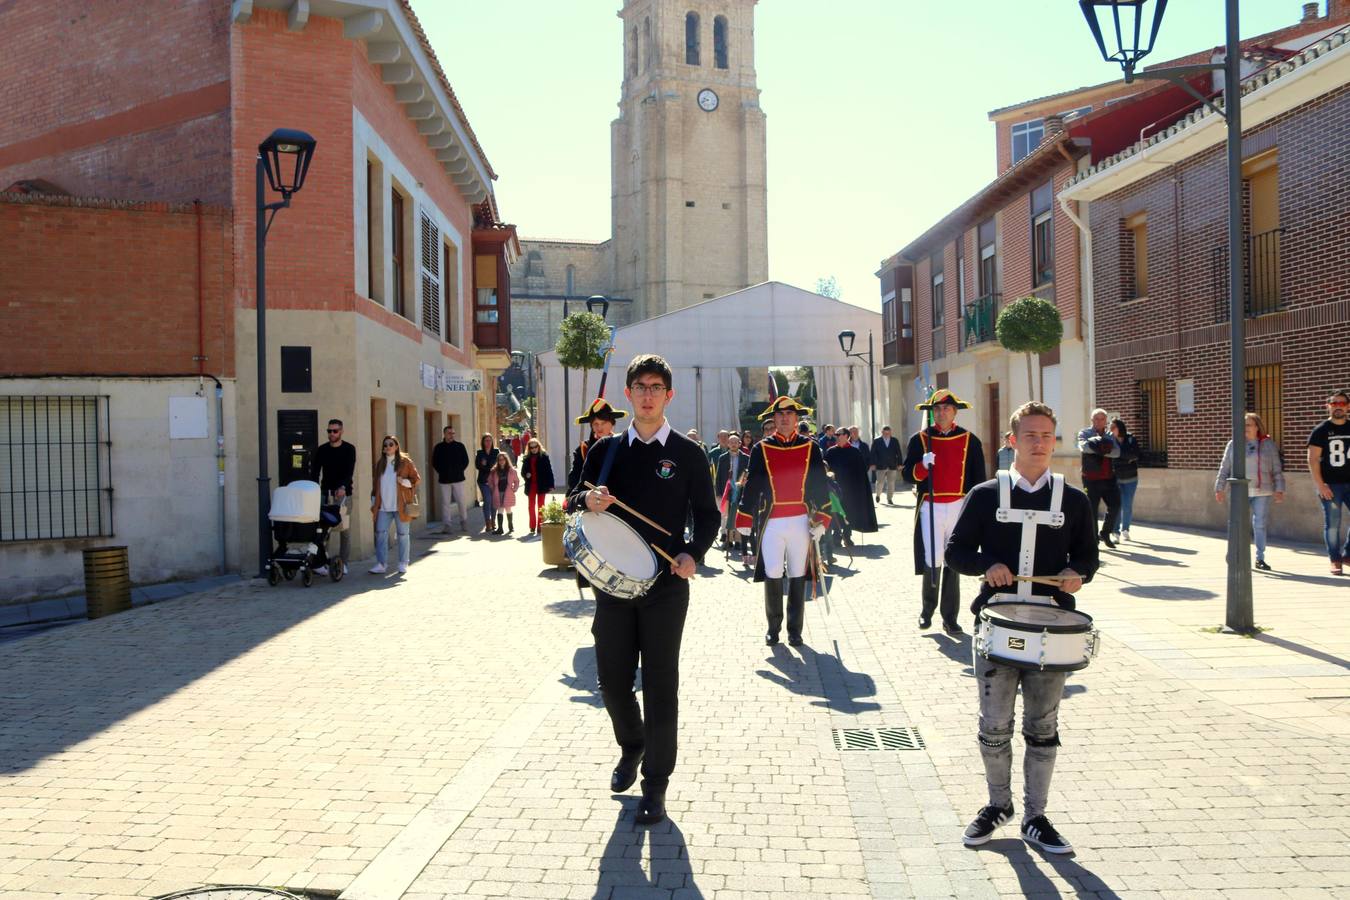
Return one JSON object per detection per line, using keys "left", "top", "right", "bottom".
{"left": 540, "top": 522, "right": 568, "bottom": 567}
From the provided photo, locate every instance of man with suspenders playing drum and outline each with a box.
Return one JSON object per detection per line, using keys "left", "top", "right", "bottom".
{"left": 567, "top": 354, "right": 720, "bottom": 826}
{"left": 945, "top": 401, "right": 1099, "bottom": 854}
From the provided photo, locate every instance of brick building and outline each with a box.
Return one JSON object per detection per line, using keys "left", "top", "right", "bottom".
{"left": 0, "top": 0, "right": 517, "bottom": 598}
{"left": 1061, "top": 25, "right": 1350, "bottom": 542}
{"left": 877, "top": 2, "right": 1349, "bottom": 478}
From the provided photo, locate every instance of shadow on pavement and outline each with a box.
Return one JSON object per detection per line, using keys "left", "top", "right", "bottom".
{"left": 846, "top": 542, "right": 890, "bottom": 560}
{"left": 978, "top": 838, "right": 1121, "bottom": 897}
{"left": 1120, "top": 540, "right": 1197, "bottom": 555}
{"left": 1118, "top": 585, "right": 1218, "bottom": 601}
{"left": 757, "top": 643, "right": 881, "bottom": 715}
{"left": 1251, "top": 632, "right": 1350, "bottom": 671}
{"left": 1263, "top": 569, "right": 1350, "bottom": 588}
{"left": 537, "top": 566, "right": 577, "bottom": 581}
{"left": 1105, "top": 550, "right": 1185, "bottom": 567}
{"left": 594, "top": 800, "right": 702, "bottom": 899}
{"left": 560, "top": 646, "right": 604, "bottom": 707}
{"left": 924, "top": 632, "right": 974, "bottom": 676}
{"left": 546, "top": 597, "right": 596, "bottom": 618}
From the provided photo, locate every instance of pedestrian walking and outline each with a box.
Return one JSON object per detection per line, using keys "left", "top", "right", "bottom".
{"left": 825, "top": 429, "right": 878, "bottom": 546}
{"left": 871, "top": 425, "right": 903, "bottom": 504}
{"left": 946, "top": 401, "right": 1099, "bottom": 855}
{"left": 369, "top": 434, "right": 420, "bottom": 575}
{"left": 475, "top": 434, "right": 500, "bottom": 534}
{"left": 1110, "top": 418, "right": 1141, "bottom": 543}
{"left": 903, "top": 389, "right": 986, "bottom": 635}
{"left": 519, "top": 437, "right": 555, "bottom": 535}
{"left": 996, "top": 431, "right": 1015, "bottom": 472}
{"left": 1215, "top": 412, "right": 1285, "bottom": 571}
{"left": 430, "top": 424, "right": 471, "bottom": 535}
{"left": 1307, "top": 390, "right": 1350, "bottom": 574}
{"left": 567, "top": 353, "right": 719, "bottom": 827}
{"left": 310, "top": 418, "right": 356, "bottom": 576}
{"left": 489, "top": 452, "right": 519, "bottom": 535}
{"left": 713, "top": 433, "right": 750, "bottom": 550}
{"left": 741, "top": 428, "right": 756, "bottom": 452}
{"left": 1077, "top": 408, "right": 1122, "bottom": 548}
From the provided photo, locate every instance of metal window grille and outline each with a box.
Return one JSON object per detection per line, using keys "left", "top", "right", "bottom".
{"left": 0, "top": 396, "right": 113, "bottom": 541}
{"left": 420, "top": 212, "right": 441, "bottom": 338}
{"left": 1244, "top": 364, "right": 1283, "bottom": 452}
{"left": 1212, "top": 228, "right": 1286, "bottom": 321}
{"left": 1138, "top": 379, "right": 1168, "bottom": 468}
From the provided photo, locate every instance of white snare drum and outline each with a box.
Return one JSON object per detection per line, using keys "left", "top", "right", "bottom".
{"left": 974, "top": 601, "right": 1100, "bottom": 672}
{"left": 563, "top": 511, "right": 659, "bottom": 600}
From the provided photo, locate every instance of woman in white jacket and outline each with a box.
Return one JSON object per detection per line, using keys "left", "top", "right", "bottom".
{"left": 1215, "top": 412, "right": 1285, "bottom": 570}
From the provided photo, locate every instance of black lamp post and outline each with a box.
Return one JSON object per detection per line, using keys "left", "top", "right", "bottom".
{"left": 255, "top": 128, "right": 316, "bottom": 577}
{"left": 1078, "top": 0, "right": 1253, "bottom": 633}
{"left": 837, "top": 329, "right": 877, "bottom": 445}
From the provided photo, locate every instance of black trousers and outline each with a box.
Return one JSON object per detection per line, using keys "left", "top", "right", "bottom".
{"left": 1085, "top": 479, "right": 1121, "bottom": 537}
{"left": 591, "top": 578, "right": 690, "bottom": 792}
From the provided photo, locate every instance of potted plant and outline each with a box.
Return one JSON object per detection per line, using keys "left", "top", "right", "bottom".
{"left": 539, "top": 497, "right": 570, "bottom": 568}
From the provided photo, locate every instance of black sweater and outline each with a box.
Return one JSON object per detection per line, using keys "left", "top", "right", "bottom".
{"left": 565, "top": 428, "right": 720, "bottom": 582}
{"left": 945, "top": 476, "right": 1099, "bottom": 614}
{"left": 310, "top": 441, "right": 356, "bottom": 495}
{"left": 431, "top": 440, "right": 470, "bottom": 484}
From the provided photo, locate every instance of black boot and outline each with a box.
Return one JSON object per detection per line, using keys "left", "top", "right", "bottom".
{"left": 635, "top": 782, "right": 667, "bottom": 826}
{"left": 919, "top": 568, "right": 939, "bottom": 629}
{"left": 940, "top": 566, "right": 963, "bottom": 633}
{"left": 507, "top": 513, "right": 514, "bottom": 534}
{"left": 763, "top": 577, "right": 784, "bottom": 644}
{"left": 610, "top": 746, "right": 643, "bottom": 793}
{"left": 786, "top": 576, "right": 807, "bottom": 646}
{"left": 495, "top": 513, "right": 503, "bottom": 535}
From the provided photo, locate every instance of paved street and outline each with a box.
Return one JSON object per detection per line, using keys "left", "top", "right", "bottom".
{"left": 1, "top": 494, "right": 1347, "bottom": 899}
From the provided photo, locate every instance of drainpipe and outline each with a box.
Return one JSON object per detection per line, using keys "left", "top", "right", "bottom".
{"left": 1058, "top": 193, "right": 1095, "bottom": 413}
{"left": 193, "top": 202, "right": 227, "bottom": 573}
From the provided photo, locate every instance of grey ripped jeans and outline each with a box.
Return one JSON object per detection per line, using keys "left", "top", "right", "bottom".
{"left": 975, "top": 649, "right": 1067, "bottom": 820}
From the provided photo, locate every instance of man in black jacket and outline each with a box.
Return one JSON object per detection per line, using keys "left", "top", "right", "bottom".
{"left": 568, "top": 354, "right": 719, "bottom": 827}
{"left": 430, "top": 425, "right": 470, "bottom": 534}
{"left": 713, "top": 433, "right": 750, "bottom": 550}
{"left": 871, "top": 425, "right": 903, "bottom": 504}
{"left": 310, "top": 418, "right": 356, "bottom": 575}
{"left": 946, "top": 401, "right": 1098, "bottom": 855}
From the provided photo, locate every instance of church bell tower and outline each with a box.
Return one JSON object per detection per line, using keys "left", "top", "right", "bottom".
{"left": 611, "top": 0, "right": 768, "bottom": 319}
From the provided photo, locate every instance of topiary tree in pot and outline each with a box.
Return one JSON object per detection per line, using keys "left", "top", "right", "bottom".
{"left": 995, "top": 295, "right": 1063, "bottom": 401}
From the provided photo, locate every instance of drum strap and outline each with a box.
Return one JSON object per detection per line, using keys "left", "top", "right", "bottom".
{"left": 995, "top": 471, "right": 1065, "bottom": 600}
{"left": 597, "top": 434, "right": 623, "bottom": 488}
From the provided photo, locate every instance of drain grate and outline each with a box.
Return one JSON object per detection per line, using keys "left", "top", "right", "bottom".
{"left": 831, "top": 726, "right": 925, "bottom": 751}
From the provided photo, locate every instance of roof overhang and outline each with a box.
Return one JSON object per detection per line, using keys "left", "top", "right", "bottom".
{"left": 233, "top": 0, "right": 494, "bottom": 204}
{"left": 1062, "top": 32, "right": 1350, "bottom": 202}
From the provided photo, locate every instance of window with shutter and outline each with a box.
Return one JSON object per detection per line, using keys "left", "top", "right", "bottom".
{"left": 420, "top": 212, "right": 441, "bottom": 338}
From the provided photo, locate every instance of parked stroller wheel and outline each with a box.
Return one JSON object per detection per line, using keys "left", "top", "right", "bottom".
{"left": 330, "top": 562, "right": 344, "bottom": 583}
{"left": 267, "top": 564, "right": 281, "bottom": 587}
{"left": 301, "top": 568, "right": 314, "bottom": 587}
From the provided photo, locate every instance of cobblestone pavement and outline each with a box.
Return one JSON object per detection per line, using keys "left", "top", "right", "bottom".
{"left": 0, "top": 496, "right": 1346, "bottom": 899}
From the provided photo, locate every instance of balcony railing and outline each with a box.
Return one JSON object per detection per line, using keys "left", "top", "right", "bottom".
{"left": 962, "top": 292, "right": 1001, "bottom": 348}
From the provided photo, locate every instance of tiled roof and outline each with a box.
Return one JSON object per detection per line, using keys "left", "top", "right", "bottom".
{"left": 1066, "top": 28, "right": 1350, "bottom": 188}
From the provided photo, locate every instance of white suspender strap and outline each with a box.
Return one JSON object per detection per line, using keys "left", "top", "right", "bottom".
{"left": 994, "top": 471, "right": 1068, "bottom": 600}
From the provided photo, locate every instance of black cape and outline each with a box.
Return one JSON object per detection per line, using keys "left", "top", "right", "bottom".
{"left": 824, "top": 444, "right": 878, "bottom": 533}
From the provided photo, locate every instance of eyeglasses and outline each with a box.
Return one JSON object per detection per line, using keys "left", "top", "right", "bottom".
{"left": 327, "top": 429, "right": 341, "bottom": 434}
{"left": 1330, "top": 401, "right": 1349, "bottom": 407}
{"left": 383, "top": 442, "right": 397, "bottom": 448}
{"left": 629, "top": 383, "right": 667, "bottom": 396}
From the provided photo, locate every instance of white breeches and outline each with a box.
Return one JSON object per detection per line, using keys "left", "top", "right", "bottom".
{"left": 919, "top": 499, "right": 964, "bottom": 568}
{"left": 761, "top": 515, "right": 810, "bottom": 579}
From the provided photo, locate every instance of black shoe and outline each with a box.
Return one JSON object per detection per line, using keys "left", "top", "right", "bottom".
{"left": 963, "top": 803, "right": 1014, "bottom": 847}
{"left": 918, "top": 614, "right": 933, "bottom": 630}
{"left": 1099, "top": 532, "right": 1116, "bottom": 548}
{"left": 788, "top": 634, "right": 803, "bottom": 647}
{"left": 765, "top": 633, "right": 779, "bottom": 646}
{"left": 610, "top": 749, "right": 643, "bottom": 793}
{"left": 942, "top": 621, "right": 964, "bottom": 636}
{"left": 1254, "top": 559, "right": 1271, "bottom": 571}
{"left": 1021, "top": 815, "right": 1073, "bottom": 854}
{"left": 634, "top": 788, "right": 666, "bottom": 826}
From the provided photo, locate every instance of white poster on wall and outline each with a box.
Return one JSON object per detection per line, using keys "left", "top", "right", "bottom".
{"left": 169, "top": 396, "right": 208, "bottom": 440}
{"left": 1176, "top": 379, "right": 1195, "bottom": 414}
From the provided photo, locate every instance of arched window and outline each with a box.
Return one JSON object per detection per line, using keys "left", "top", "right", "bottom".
{"left": 565, "top": 265, "right": 576, "bottom": 296}
{"left": 644, "top": 17, "right": 654, "bottom": 71}
{"left": 685, "top": 12, "right": 700, "bottom": 65}
{"left": 714, "top": 15, "right": 728, "bottom": 69}
{"left": 627, "top": 26, "right": 638, "bottom": 78}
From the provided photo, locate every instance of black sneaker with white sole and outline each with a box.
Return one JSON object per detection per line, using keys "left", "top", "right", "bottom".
{"left": 962, "top": 803, "right": 1014, "bottom": 846}
{"left": 1021, "top": 815, "right": 1073, "bottom": 854}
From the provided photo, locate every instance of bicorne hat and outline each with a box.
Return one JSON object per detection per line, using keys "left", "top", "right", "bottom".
{"left": 757, "top": 396, "right": 813, "bottom": 421}
{"left": 575, "top": 397, "right": 628, "bottom": 424}
{"left": 915, "top": 388, "right": 970, "bottom": 411}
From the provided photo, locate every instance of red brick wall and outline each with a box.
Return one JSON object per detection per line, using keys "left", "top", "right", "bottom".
{"left": 1090, "top": 83, "right": 1350, "bottom": 473}
{"left": 0, "top": 0, "right": 231, "bottom": 203}
{"left": 1002, "top": 193, "right": 1032, "bottom": 301}
{"left": 0, "top": 195, "right": 234, "bottom": 377}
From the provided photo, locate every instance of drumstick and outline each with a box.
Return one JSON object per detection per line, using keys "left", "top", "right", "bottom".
{"left": 1012, "top": 574, "right": 1072, "bottom": 585}
{"left": 582, "top": 481, "right": 673, "bottom": 536}
{"left": 649, "top": 542, "right": 679, "bottom": 567}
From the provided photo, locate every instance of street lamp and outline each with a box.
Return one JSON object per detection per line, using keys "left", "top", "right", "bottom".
{"left": 837, "top": 329, "right": 877, "bottom": 445}
{"left": 255, "top": 128, "right": 316, "bottom": 577}
{"left": 1077, "top": 0, "right": 1253, "bottom": 633}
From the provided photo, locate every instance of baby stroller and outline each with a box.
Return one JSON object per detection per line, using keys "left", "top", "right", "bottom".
{"left": 267, "top": 480, "right": 344, "bottom": 587}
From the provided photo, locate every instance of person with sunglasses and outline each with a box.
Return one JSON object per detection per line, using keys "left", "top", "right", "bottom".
{"left": 370, "top": 435, "right": 420, "bottom": 574}
{"left": 310, "top": 418, "right": 356, "bottom": 575}
{"left": 1309, "top": 390, "right": 1350, "bottom": 575}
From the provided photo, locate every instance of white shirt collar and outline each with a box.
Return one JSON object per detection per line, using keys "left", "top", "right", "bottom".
{"left": 1009, "top": 463, "right": 1051, "bottom": 493}
{"left": 626, "top": 419, "right": 672, "bottom": 446}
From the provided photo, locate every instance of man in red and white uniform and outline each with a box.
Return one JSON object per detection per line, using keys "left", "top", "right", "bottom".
{"left": 737, "top": 396, "right": 832, "bottom": 647}
{"left": 903, "top": 389, "right": 986, "bottom": 634}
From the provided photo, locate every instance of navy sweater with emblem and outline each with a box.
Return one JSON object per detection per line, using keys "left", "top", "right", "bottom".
{"left": 565, "top": 429, "right": 720, "bottom": 584}
{"left": 945, "top": 476, "right": 1099, "bottom": 615}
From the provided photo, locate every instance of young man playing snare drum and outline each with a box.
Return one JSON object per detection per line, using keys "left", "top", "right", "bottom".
{"left": 945, "top": 401, "right": 1099, "bottom": 853}
{"left": 567, "top": 354, "right": 720, "bottom": 826}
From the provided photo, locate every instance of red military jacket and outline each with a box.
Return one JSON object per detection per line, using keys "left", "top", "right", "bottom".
{"left": 902, "top": 425, "right": 986, "bottom": 503}
{"left": 735, "top": 432, "right": 832, "bottom": 531}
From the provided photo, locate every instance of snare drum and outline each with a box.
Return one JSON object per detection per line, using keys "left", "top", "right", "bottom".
{"left": 563, "top": 511, "right": 659, "bottom": 600}
{"left": 974, "top": 601, "right": 1100, "bottom": 672}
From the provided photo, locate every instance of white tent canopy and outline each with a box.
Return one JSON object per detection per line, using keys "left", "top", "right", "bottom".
{"left": 535, "top": 282, "right": 889, "bottom": 485}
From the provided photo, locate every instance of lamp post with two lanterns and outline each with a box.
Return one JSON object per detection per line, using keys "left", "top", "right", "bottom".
{"left": 1077, "top": 0, "right": 1253, "bottom": 632}
{"left": 254, "top": 128, "right": 317, "bottom": 577}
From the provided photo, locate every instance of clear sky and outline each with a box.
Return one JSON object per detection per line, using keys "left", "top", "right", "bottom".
{"left": 420, "top": 1, "right": 1313, "bottom": 310}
